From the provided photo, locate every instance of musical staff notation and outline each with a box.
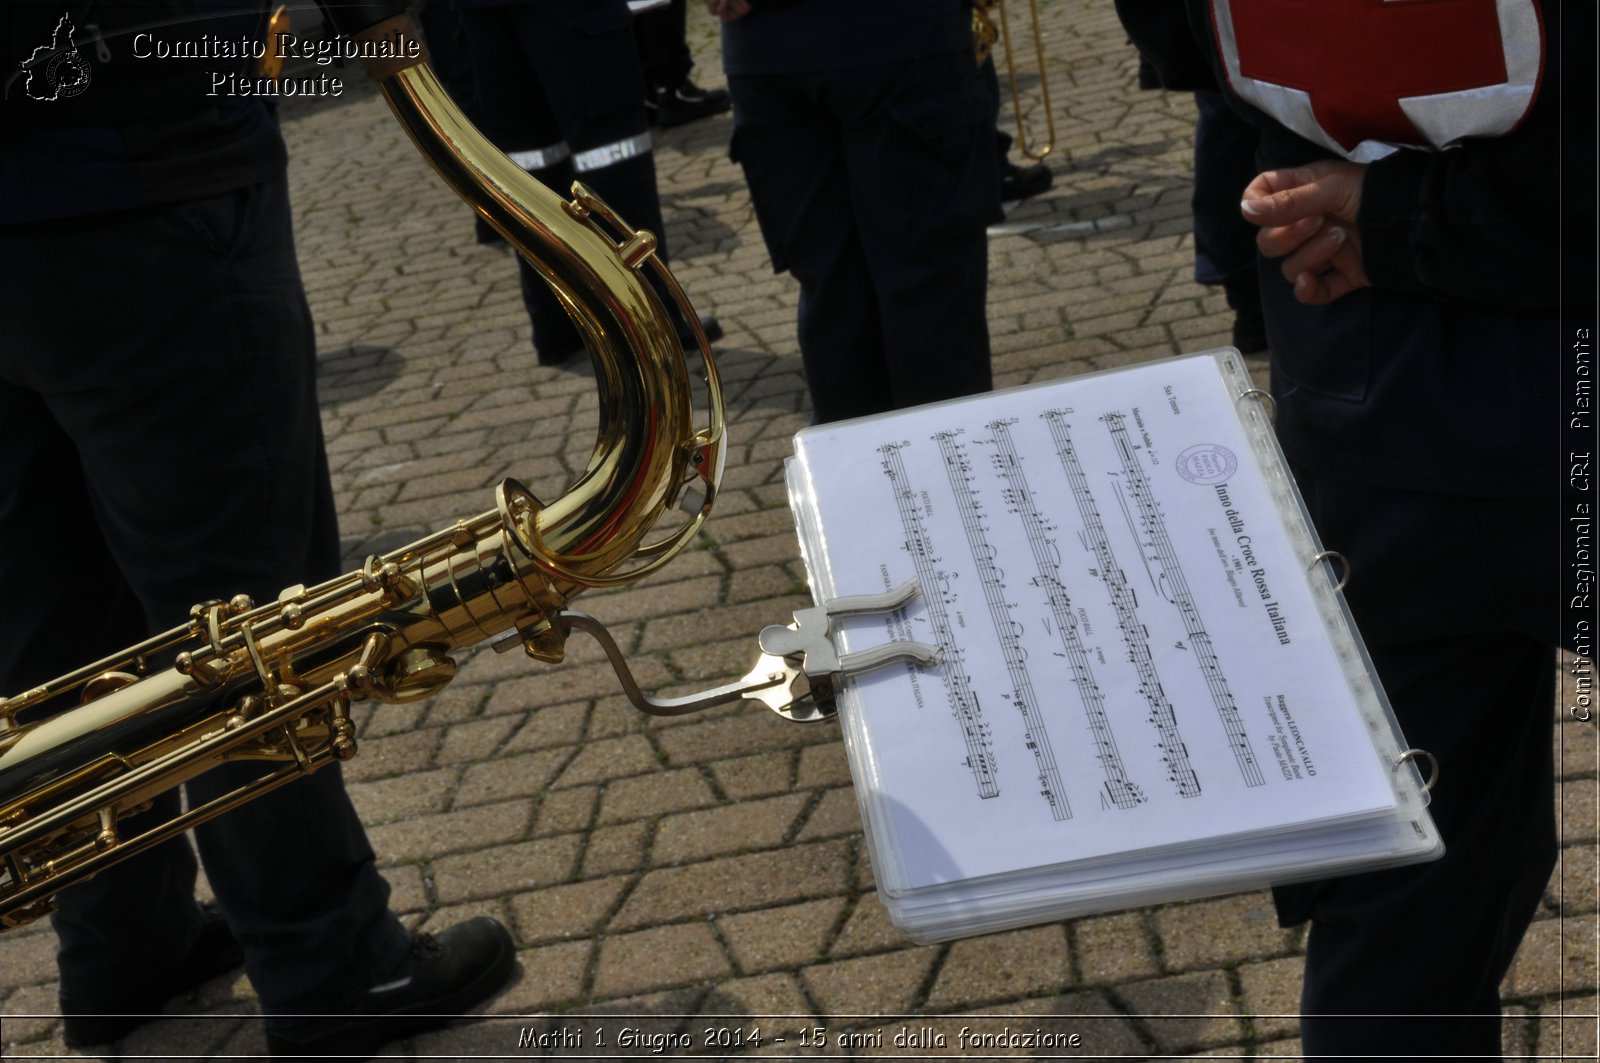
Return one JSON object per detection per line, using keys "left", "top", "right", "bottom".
{"left": 934, "top": 429, "right": 1072, "bottom": 821}
{"left": 985, "top": 419, "right": 1144, "bottom": 812}
{"left": 786, "top": 352, "right": 1438, "bottom": 940}
{"left": 880, "top": 442, "right": 999, "bottom": 799}
{"left": 1103, "top": 413, "right": 1265, "bottom": 789}
{"left": 1043, "top": 409, "right": 1203, "bottom": 799}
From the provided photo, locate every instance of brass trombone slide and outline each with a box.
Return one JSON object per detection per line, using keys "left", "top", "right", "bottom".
{"left": 974, "top": 0, "right": 1056, "bottom": 162}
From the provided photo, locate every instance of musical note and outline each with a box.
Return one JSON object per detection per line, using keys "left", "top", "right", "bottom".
{"left": 881, "top": 443, "right": 1000, "bottom": 799}
{"left": 1044, "top": 409, "right": 1202, "bottom": 799}
{"left": 936, "top": 429, "right": 1071, "bottom": 820}
{"left": 984, "top": 419, "right": 1144, "bottom": 811}
{"left": 1101, "top": 412, "right": 1265, "bottom": 788}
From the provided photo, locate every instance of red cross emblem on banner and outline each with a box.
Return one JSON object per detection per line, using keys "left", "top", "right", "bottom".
{"left": 1212, "top": 0, "right": 1545, "bottom": 156}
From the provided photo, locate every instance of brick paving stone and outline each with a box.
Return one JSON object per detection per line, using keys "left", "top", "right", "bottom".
{"left": 593, "top": 923, "right": 732, "bottom": 999}
{"left": 797, "top": 741, "right": 855, "bottom": 788}
{"left": 1115, "top": 970, "right": 1246, "bottom": 1052}
{"left": 612, "top": 841, "right": 854, "bottom": 930}
{"left": 503, "top": 701, "right": 591, "bottom": 751}
{"left": 699, "top": 972, "right": 814, "bottom": 1024}
{"left": 653, "top": 793, "right": 811, "bottom": 864}
{"left": 339, "top": 726, "right": 440, "bottom": 782}
{"left": 433, "top": 714, "right": 526, "bottom": 767}
{"left": 1153, "top": 892, "right": 1300, "bottom": 971}
{"left": 717, "top": 897, "right": 849, "bottom": 976}
{"left": 966, "top": 989, "right": 1153, "bottom": 1058}
{"left": 509, "top": 877, "right": 630, "bottom": 945}
{"left": 1, "top": 983, "right": 60, "bottom": 1043}
{"left": 1532, "top": 994, "right": 1599, "bottom": 1059}
{"left": 1561, "top": 777, "right": 1599, "bottom": 845}
{"left": 924, "top": 925, "right": 1073, "bottom": 1009}
{"left": 0, "top": 928, "right": 55, "bottom": 991}
{"left": 346, "top": 767, "right": 457, "bottom": 825}
{"left": 1234, "top": 956, "right": 1305, "bottom": 1043}
{"left": 1503, "top": 913, "right": 1598, "bottom": 997}
{"left": 385, "top": 863, "right": 430, "bottom": 916}
{"left": 598, "top": 767, "right": 719, "bottom": 824}
{"left": 1552, "top": 840, "right": 1600, "bottom": 913}
{"left": 367, "top": 797, "right": 532, "bottom": 864}
{"left": 712, "top": 751, "right": 798, "bottom": 800}
{"left": 533, "top": 784, "right": 599, "bottom": 837}
{"left": 795, "top": 787, "right": 866, "bottom": 842}
{"left": 832, "top": 895, "right": 914, "bottom": 959}
{"left": 1074, "top": 910, "right": 1162, "bottom": 984}
{"left": 454, "top": 747, "right": 571, "bottom": 807}
{"left": 497, "top": 941, "right": 593, "bottom": 1011}
{"left": 430, "top": 834, "right": 584, "bottom": 906}
{"left": 801, "top": 947, "right": 940, "bottom": 1016}
{"left": 582, "top": 821, "right": 654, "bottom": 879}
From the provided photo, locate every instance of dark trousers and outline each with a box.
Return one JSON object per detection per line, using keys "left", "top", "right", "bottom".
{"left": 0, "top": 174, "right": 408, "bottom": 1017}
{"left": 729, "top": 48, "right": 1001, "bottom": 423}
{"left": 1272, "top": 472, "right": 1560, "bottom": 1060}
{"left": 460, "top": 0, "right": 669, "bottom": 362}
{"left": 633, "top": 0, "right": 692, "bottom": 91}
{"left": 1190, "top": 91, "right": 1259, "bottom": 290}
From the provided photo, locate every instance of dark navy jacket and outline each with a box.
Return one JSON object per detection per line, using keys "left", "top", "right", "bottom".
{"left": 2, "top": 3, "right": 283, "bottom": 223}
{"left": 1116, "top": 0, "right": 1596, "bottom": 496}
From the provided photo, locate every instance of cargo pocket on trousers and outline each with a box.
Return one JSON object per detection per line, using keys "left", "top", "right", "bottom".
{"left": 884, "top": 69, "right": 1003, "bottom": 247}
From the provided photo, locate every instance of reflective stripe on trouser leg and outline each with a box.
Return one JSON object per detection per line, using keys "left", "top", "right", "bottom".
{"left": 506, "top": 142, "right": 572, "bottom": 172}
{"left": 573, "top": 131, "right": 654, "bottom": 173}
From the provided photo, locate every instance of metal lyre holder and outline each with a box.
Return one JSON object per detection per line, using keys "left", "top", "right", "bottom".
{"left": 519, "top": 581, "right": 942, "bottom": 724}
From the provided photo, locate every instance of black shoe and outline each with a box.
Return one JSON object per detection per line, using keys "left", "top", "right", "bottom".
{"left": 474, "top": 214, "right": 506, "bottom": 248}
{"left": 652, "top": 79, "right": 731, "bottom": 129}
{"left": 1001, "top": 159, "right": 1053, "bottom": 202}
{"left": 60, "top": 902, "right": 244, "bottom": 1048}
{"left": 677, "top": 313, "right": 723, "bottom": 350}
{"left": 265, "top": 916, "right": 515, "bottom": 1060}
{"left": 539, "top": 344, "right": 586, "bottom": 368}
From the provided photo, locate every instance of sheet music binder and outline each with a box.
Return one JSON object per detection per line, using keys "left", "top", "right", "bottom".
{"left": 784, "top": 350, "right": 1441, "bottom": 943}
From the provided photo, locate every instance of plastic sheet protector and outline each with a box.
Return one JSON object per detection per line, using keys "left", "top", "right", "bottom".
{"left": 785, "top": 350, "right": 1442, "bottom": 941}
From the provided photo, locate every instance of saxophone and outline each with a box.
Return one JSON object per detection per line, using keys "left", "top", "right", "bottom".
{"left": 0, "top": 12, "right": 725, "bottom": 931}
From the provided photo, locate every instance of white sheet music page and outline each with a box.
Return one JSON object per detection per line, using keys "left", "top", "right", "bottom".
{"left": 791, "top": 354, "right": 1398, "bottom": 893}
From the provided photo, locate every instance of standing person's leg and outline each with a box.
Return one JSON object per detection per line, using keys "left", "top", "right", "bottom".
{"left": 1191, "top": 91, "right": 1265, "bottom": 353}
{"left": 844, "top": 49, "right": 1001, "bottom": 412}
{"left": 1272, "top": 475, "right": 1561, "bottom": 1061}
{"left": 729, "top": 71, "right": 893, "bottom": 423}
{"left": 635, "top": 0, "right": 729, "bottom": 127}
{"left": 2, "top": 176, "right": 414, "bottom": 1022}
{"left": 634, "top": 0, "right": 691, "bottom": 96}
{"left": 459, "top": 5, "right": 586, "bottom": 363}
{"left": 0, "top": 375, "right": 230, "bottom": 1047}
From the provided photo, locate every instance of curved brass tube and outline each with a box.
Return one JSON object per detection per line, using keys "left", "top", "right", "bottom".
{"left": 0, "top": 16, "right": 725, "bottom": 930}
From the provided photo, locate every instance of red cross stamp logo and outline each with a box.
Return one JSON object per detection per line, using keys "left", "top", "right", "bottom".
{"left": 1210, "top": 0, "right": 1545, "bottom": 161}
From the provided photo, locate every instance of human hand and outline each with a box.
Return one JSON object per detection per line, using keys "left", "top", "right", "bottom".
{"left": 705, "top": 0, "right": 752, "bottom": 19}
{"left": 1240, "top": 160, "right": 1370, "bottom": 305}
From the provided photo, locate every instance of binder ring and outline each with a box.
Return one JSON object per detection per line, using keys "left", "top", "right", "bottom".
{"left": 1309, "top": 550, "right": 1349, "bottom": 593}
{"left": 1395, "top": 747, "right": 1438, "bottom": 793}
{"left": 1238, "top": 387, "right": 1277, "bottom": 424}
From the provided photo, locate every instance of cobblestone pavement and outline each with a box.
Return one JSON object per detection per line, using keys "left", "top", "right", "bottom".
{"left": 2, "top": 2, "right": 1596, "bottom": 1059}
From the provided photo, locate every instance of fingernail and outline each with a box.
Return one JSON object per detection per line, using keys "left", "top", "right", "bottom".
{"left": 1241, "top": 198, "right": 1267, "bottom": 217}
{"left": 1325, "top": 225, "right": 1346, "bottom": 244}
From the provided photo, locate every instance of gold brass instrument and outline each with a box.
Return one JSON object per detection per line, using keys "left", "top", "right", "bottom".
{"left": 0, "top": 14, "right": 725, "bottom": 931}
{"left": 974, "top": 0, "right": 1056, "bottom": 162}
